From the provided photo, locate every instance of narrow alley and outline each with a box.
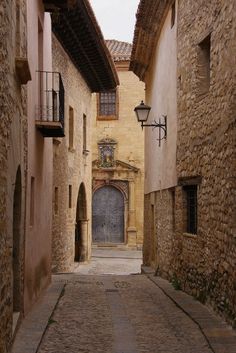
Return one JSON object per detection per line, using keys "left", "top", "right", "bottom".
{"left": 1, "top": 1, "right": 236, "bottom": 353}
{"left": 12, "top": 250, "right": 236, "bottom": 353}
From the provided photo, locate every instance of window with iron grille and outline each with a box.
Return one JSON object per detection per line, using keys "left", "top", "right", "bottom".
{"left": 98, "top": 89, "right": 118, "bottom": 119}
{"left": 184, "top": 185, "right": 197, "bottom": 234}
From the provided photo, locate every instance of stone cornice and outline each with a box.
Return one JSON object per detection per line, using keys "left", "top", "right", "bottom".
{"left": 92, "top": 159, "right": 139, "bottom": 173}
{"left": 130, "top": 0, "right": 172, "bottom": 81}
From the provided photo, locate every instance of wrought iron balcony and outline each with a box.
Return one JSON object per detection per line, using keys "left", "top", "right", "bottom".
{"left": 35, "top": 71, "right": 65, "bottom": 137}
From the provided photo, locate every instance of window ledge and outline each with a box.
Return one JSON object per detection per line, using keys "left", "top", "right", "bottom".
{"left": 183, "top": 232, "right": 197, "bottom": 239}
{"left": 97, "top": 115, "right": 118, "bottom": 121}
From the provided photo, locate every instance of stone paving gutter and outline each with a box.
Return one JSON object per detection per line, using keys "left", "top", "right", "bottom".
{"left": 142, "top": 266, "right": 236, "bottom": 353}
{"left": 11, "top": 277, "right": 67, "bottom": 353}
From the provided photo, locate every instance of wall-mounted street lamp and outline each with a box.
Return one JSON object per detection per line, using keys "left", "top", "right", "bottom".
{"left": 134, "top": 101, "right": 167, "bottom": 146}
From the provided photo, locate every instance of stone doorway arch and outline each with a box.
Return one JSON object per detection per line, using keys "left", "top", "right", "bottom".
{"left": 75, "top": 183, "right": 88, "bottom": 262}
{"left": 92, "top": 185, "right": 125, "bottom": 244}
{"left": 12, "top": 166, "right": 22, "bottom": 315}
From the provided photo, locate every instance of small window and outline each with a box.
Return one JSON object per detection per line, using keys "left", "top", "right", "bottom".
{"left": 97, "top": 89, "right": 118, "bottom": 120}
{"left": 171, "top": 1, "right": 176, "bottom": 28}
{"left": 69, "top": 106, "right": 74, "bottom": 149}
{"left": 69, "top": 185, "right": 72, "bottom": 208}
{"left": 54, "top": 187, "right": 58, "bottom": 214}
{"left": 171, "top": 189, "right": 175, "bottom": 231}
{"left": 197, "top": 34, "right": 211, "bottom": 96}
{"left": 184, "top": 185, "right": 197, "bottom": 234}
{"left": 30, "top": 177, "right": 35, "bottom": 226}
{"left": 83, "top": 114, "right": 87, "bottom": 152}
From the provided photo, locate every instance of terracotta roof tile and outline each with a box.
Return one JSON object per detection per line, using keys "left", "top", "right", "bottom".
{"left": 106, "top": 40, "right": 132, "bottom": 62}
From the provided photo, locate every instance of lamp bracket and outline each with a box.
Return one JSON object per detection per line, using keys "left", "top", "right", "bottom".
{"left": 141, "top": 115, "right": 167, "bottom": 146}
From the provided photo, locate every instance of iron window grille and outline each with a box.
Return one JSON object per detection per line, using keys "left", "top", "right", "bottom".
{"left": 98, "top": 89, "right": 117, "bottom": 117}
{"left": 184, "top": 185, "right": 198, "bottom": 234}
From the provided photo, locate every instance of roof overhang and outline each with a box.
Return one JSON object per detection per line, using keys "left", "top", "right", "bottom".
{"left": 129, "top": 0, "right": 172, "bottom": 81}
{"left": 43, "top": 0, "right": 119, "bottom": 92}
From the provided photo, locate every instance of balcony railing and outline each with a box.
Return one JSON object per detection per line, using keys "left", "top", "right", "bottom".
{"left": 35, "top": 71, "right": 65, "bottom": 137}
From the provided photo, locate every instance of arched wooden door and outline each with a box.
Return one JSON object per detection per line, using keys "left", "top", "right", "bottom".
{"left": 75, "top": 183, "right": 87, "bottom": 262}
{"left": 92, "top": 186, "right": 124, "bottom": 243}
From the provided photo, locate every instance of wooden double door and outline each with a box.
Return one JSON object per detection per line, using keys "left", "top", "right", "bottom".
{"left": 92, "top": 186, "right": 124, "bottom": 244}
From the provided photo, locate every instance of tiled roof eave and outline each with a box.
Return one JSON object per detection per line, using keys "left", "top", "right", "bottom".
{"left": 49, "top": 0, "right": 119, "bottom": 92}
{"left": 130, "top": 0, "right": 172, "bottom": 81}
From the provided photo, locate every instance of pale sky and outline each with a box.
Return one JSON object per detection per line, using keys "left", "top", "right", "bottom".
{"left": 90, "top": 0, "right": 140, "bottom": 43}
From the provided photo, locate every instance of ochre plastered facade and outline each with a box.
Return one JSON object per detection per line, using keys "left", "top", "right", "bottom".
{"left": 92, "top": 43, "right": 145, "bottom": 248}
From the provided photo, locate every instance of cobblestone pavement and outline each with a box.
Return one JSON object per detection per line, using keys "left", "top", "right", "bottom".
{"left": 38, "top": 274, "right": 214, "bottom": 353}
{"left": 73, "top": 248, "right": 142, "bottom": 275}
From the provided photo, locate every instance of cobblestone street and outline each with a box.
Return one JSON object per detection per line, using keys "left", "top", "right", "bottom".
{"left": 11, "top": 250, "right": 236, "bottom": 353}
{"left": 38, "top": 273, "right": 215, "bottom": 353}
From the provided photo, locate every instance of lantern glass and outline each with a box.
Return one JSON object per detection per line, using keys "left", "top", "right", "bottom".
{"left": 134, "top": 101, "right": 151, "bottom": 122}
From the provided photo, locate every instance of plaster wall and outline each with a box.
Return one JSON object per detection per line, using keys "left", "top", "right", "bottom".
{"left": 145, "top": 5, "right": 177, "bottom": 194}
{"left": 0, "top": 1, "right": 27, "bottom": 351}
{"left": 24, "top": 1, "right": 53, "bottom": 313}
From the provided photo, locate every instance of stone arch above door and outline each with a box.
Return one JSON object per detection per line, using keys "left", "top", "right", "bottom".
{"left": 93, "top": 179, "right": 128, "bottom": 201}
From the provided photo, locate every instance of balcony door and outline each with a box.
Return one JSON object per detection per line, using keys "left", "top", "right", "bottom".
{"left": 92, "top": 186, "right": 124, "bottom": 244}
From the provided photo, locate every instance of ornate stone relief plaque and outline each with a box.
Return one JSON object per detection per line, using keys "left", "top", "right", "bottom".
{"left": 98, "top": 138, "right": 117, "bottom": 168}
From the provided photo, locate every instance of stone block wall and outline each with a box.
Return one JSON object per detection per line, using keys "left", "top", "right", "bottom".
{"left": 143, "top": 0, "right": 236, "bottom": 327}
{"left": 174, "top": 0, "right": 236, "bottom": 326}
{"left": 143, "top": 190, "right": 175, "bottom": 276}
{"left": 52, "top": 35, "right": 92, "bottom": 272}
{"left": 0, "top": 0, "right": 27, "bottom": 351}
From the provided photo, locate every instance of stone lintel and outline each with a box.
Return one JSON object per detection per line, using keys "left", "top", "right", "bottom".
{"left": 178, "top": 175, "right": 202, "bottom": 186}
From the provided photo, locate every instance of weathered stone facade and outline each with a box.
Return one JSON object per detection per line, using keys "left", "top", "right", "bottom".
{"left": 144, "top": 190, "right": 175, "bottom": 275}
{"left": 92, "top": 40, "right": 145, "bottom": 248}
{"left": 132, "top": 0, "right": 236, "bottom": 326}
{"left": 52, "top": 36, "right": 92, "bottom": 272}
{"left": 0, "top": 1, "right": 28, "bottom": 351}
{"left": 173, "top": 0, "right": 236, "bottom": 326}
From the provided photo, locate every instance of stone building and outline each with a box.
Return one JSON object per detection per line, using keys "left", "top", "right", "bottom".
{"left": 92, "top": 40, "right": 145, "bottom": 248}
{"left": 1, "top": 0, "right": 55, "bottom": 351}
{"left": 130, "top": 0, "right": 177, "bottom": 268}
{"left": 131, "top": 0, "right": 236, "bottom": 325}
{"left": 51, "top": 1, "right": 118, "bottom": 272}
{"left": 0, "top": 1, "right": 29, "bottom": 351}
{"left": 24, "top": 0, "right": 55, "bottom": 316}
